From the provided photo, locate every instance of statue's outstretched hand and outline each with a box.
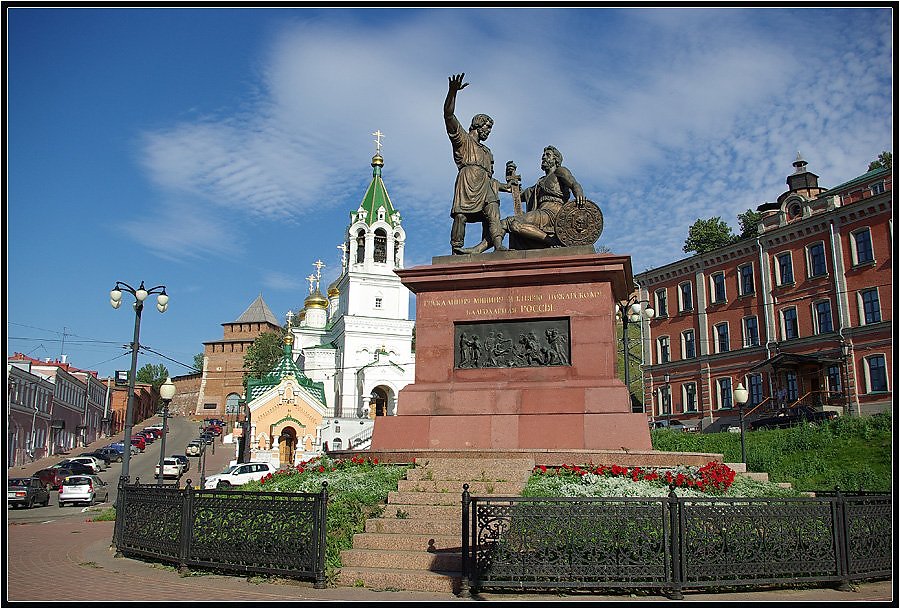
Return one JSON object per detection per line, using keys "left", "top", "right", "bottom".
{"left": 449, "top": 73, "right": 469, "bottom": 92}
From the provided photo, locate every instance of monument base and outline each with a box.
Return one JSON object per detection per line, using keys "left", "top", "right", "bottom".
{"left": 371, "top": 249, "right": 652, "bottom": 452}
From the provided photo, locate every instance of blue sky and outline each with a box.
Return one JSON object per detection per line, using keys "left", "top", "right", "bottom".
{"left": 5, "top": 7, "right": 893, "bottom": 380}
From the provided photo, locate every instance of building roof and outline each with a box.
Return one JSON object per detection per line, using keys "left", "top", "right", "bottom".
{"left": 821, "top": 165, "right": 890, "bottom": 195}
{"left": 246, "top": 336, "right": 327, "bottom": 404}
{"left": 353, "top": 154, "right": 399, "bottom": 226}
{"left": 232, "top": 294, "right": 281, "bottom": 326}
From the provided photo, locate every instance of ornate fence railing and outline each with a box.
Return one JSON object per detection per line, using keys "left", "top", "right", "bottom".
{"left": 461, "top": 486, "right": 890, "bottom": 598}
{"left": 114, "top": 478, "right": 328, "bottom": 587}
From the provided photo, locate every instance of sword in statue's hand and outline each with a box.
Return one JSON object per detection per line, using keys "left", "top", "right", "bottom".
{"left": 505, "top": 160, "right": 522, "bottom": 215}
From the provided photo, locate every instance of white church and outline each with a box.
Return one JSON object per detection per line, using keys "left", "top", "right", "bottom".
{"left": 244, "top": 142, "right": 415, "bottom": 464}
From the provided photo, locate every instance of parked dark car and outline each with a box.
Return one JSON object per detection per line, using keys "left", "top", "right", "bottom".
{"left": 199, "top": 433, "right": 214, "bottom": 445}
{"left": 55, "top": 461, "right": 95, "bottom": 476}
{"left": 8, "top": 477, "right": 51, "bottom": 508}
{"left": 33, "top": 467, "right": 72, "bottom": 491}
{"left": 749, "top": 406, "right": 839, "bottom": 431}
{"left": 79, "top": 451, "right": 112, "bottom": 467}
{"left": 170, "top": 454, "right": 190, "bottom": 473}
{"left": 95, "top": 447, "right": 123, "bottom": 463}
{"left": 203, "top": 425, "right": 222, "bottom": 436}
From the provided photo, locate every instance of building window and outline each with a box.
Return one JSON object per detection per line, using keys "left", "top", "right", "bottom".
{"left": 655, "top": 289, "right": 668, "bottom": 318}
{"left": 717, "top": 378, "right": 733, "bottom": 409}
{"left": 870, "top": 181, "right": 885, "bottom": 195}
{"left": 738, "top": 263, "right": 754, "bottom": 296}
{"left": 711, "top": 272, "right": 726, "bottom": 304}
{"left": 807, "top": 242, "right": 827, "bottom": 278}
{"left": 775, "top": 252, "right": 794, "bottom": 285}
{"left": 659, "top": 385, "right": 672, "bottom": 415}
{"left": 864, "top": 355, "right": 888, "bottom": 393}
{"left": 657, "top": 336, "right": 670, "bottom": 364}
{"left": 683, "top": 383, "right": 697, "bottom": 412}
{"left": 681, "top": 330, "right": 696, "bottom": 359}
{"left": 827, "top": 365, "right": 842, "bottom": 395}
{"left": 679, "top": 282, "right": 693, "bottom": 312}
{"left": 813, "top": 300, "right": 833, "bottom": 334}
{"left": 742, "top": 316, "right": 760, "bottom": 347}
{"left": 786, "top": 371, "right": 799, "bottom": 401}
{"left": 374, "top": 297, "right": 383, "bottom": 309}
{"left": 373, "top": 228, "right": 388, "bottom": 263}
{"left": 355, "top": 230, "right": 366, "bottom": 264}
{"left": 859, "top": 288, "right": 882, "bottom": 324}
{"left": 715, "top": 323, "right": 730, "bottom": 353}
{"left": 747, "top": 373, "right": 763, "bottom": 406}
{"left": 781, "top": 307, "right": 799, "bottom": 340}
{"left": 851, "top": 228, "right": 874, "bottom": 265}
{"left": 203, "top": 403, "right": 217, "bottom": 410}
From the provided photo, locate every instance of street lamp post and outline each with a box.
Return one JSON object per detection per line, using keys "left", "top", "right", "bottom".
{"left": 734, "top": 382, "right": 750, "bottom": 464}
{"left": 198, "top": 423, "right": 207, "bottom": 489}
{"left": 840, "top": 342, "right": 854, "bottom": 417}
{"left": 615, "top": 297, "right": 655, "bottom": 411}
{"left": 156, "top": 378, "right": 176, "bottom": 487}
{"left": 109, "top": 280, "right": 169, "bottom": 483}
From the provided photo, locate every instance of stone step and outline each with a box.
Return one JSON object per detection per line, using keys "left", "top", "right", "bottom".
{"left": 743, "top": 471, "right": 770, "bottom": 482}
{"left": 337, "top": 565, "right": 461, "bottom": 595}
{"left": 341, "top": 548, "right": 461, "bottom": 571}
{"left": 397, "top": 479, "right": 524, "bottom": 495}
{"left": 775, "top": 482, "right": 793, "bottom": 489}
{"left": 389, "top": 491, "right": 463, "bottom": 506}
{"left": 365, "top": 517, "right": 460, "bottom": 536}
{"left": 725, "top": 462, "right": 747, "bottom": 473}
{"left": 350, "top": 532, "right": 460, "bottom": 552}
{"left": 382, "top": 503, "right": 461, "bottom": 520}
{"left": 413, "top": 456, "right": 535, "bottom": 471}
{"left": 405, "top": 467, "right": 532, "bottom": 483}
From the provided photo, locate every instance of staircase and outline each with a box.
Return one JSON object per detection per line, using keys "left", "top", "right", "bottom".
{"left": 337, "top": 456, "right": 535, "bottom": 593}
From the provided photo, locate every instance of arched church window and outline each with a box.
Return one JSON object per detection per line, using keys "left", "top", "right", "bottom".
{"left": 332, "top": 438, "right": 343, "bottom": 451}
{"left": 225, "top": 393, "right": 241, "bottom": 417}
{"left": 374, "top": 228, "right": 387, "bottom": 263}
{"left": 356, "top": 229, "right": 366, "bottom": 264}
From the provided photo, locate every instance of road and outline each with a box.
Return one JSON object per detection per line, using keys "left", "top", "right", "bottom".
{"left": 6, "top": 415, "right": 232, "bottom": 523}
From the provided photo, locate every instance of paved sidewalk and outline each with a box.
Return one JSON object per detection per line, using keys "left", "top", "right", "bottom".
{"left": 6, "top": 518, "right": 893, "bottom": 604}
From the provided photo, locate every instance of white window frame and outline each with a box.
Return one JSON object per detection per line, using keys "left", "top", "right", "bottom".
{"left": 737, "top": 262, "right": 755, "bottom": 296}
{"left": 811, "top": 299, "right": 833, "bottom": 335}
{"left": 655, "top": 288, "right": 669, "bottom": 318}
{"left": 806, "top": 241, "right": 828, "bottom": 279}
{"left": 870, "top": 181, "right": 885, "bottom": 195}
{"left": 780, "top": 307, "right": 799, "bottom": 340}
{"left": 857, "top": 287, "right": 882, "bottom": 325}
{"left": 656, "top": 335, "right": 671, "bottom": 364}
{"left": 863, "top": 354, "right": 889, "bottom": 393}
{"left": 850, "top": 227, "right": 875, "bottom": 266}
{"left": 742, "top": 316, "right": 760, "bottom": 347}
{"left": 678, "top": 281, "right": 693, "bottom": 313}
{"left": 714, "top": 322, "right": 730, "bottom": 353}
{"left": 774, "top": 251, "right": 795, "bottom": 286}
{"left": 716, "top": 377, "right": 733, "bottom": 410}
{"left": 710, "top": 272, "right": 727, "bottom": 304}
{"left": 682, "top": 382, "right": 697, "bottom": 412}
{"left": 681, "top": 329, "right": 696, "bottom": 359}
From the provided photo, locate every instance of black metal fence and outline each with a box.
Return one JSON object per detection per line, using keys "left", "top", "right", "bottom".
{"left": 461, "top": 487, "right": 891, "bottom": 598}
{"left": 114, "top": 478, "right": 328, "bottom": 587}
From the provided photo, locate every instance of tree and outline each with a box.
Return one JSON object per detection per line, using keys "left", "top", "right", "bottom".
{"left": 683, "top": 217, "right": 735, "bottom": 255}
{"left": 135, "top": 363, "right": 169, "bottom": 389}
{"left": 243, "top": 331, "right": 286, "bottom": 389}
{"left": 868, "top": 151, "right": 892, "bottom": 171}
{"left": 193, "top": 353, "right": 205, "bottom": 373}
{"left": 736, "top": 209, "right": 763, "bottom": 240}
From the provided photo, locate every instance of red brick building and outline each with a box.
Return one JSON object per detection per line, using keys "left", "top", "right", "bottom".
{"left": 195, "top": 294, "right": 282, "bottom": 418}
{"left": 634, "top": 157, "right": 892, "bottom": 430}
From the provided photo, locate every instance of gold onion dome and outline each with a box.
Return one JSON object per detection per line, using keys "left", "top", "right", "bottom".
{"left": 327, "top": 277, "right": 341, "bottom": 297}
{"left": 304, "top": 290, "right": 329, "bottom": 309}
{"left": 372, "top": 154, "right": 384, "bottom": 167}
{"left": 283, "top": 333, "right": 294, "bottom": 346}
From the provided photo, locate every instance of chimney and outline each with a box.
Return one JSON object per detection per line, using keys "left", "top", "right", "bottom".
{"left": 61, "top": 354, "right": 68, "bottom": 364}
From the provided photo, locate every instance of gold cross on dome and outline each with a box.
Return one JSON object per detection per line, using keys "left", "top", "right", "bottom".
{"left": 313, "top": 259, "right": 325, "bottom": 280}
{"left": 306, "top": 274, "right": 316, "bottom": 293}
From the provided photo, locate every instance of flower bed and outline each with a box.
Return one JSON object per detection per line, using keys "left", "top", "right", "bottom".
{"left": 529, "top": 460, "right": 739, "bottom": 497}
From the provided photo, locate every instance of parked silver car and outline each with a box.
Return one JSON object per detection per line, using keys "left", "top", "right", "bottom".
{"left": 59, "top": 475, "right": 109, "bottom": 507}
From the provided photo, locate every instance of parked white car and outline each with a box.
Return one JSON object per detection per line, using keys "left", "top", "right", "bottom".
{"left": 155, "top": 457, "right": 185, "bottom": 480}
{"left": 66, "top": 456, "right": 105, "bottom": 473}
{"left": 203, "top": 462, "right": 276, "bottom": 490}
{"left": 59, "top": 475, "right": 109, "bottom": 507}
{"left": 185, "top": 440, "right": 203, "bottom": 457}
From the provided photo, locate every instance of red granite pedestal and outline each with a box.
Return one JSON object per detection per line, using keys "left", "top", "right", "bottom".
{"left": 370, "top": 247, "right": 652, "bottom": 452}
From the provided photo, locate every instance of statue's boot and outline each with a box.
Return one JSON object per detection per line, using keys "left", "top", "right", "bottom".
{"left": 453, "top": 239, "right": 490, "bottom": 255}
{"left": 492, "top": 235, "right": 508, "bottom": 251}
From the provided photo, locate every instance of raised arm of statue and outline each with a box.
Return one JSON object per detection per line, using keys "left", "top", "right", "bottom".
{"left": 444, "top": 73, "right": 468, "bottom": 125}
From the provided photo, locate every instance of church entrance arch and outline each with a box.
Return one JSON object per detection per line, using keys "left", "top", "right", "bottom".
{"left": 370, "top": 386, "right": 390, "bottom": 417}
{"left": 277, "top": 426, "right": 298, "bottom": 467}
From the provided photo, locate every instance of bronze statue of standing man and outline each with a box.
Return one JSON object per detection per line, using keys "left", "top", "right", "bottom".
{"left": 444, "top": 73, "right": 507, "bottom": 254}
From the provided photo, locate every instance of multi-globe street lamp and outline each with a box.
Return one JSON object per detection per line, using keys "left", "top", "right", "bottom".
{"left": 109, "top": 280, "right": 169, "bottom": 483}
{"left": 734, "top": 381, "right": 750, "bottom": 464}
{"left": 156, "top": 377, "right": 176, "bottom": 487}
{"left": 615, "top": 297, "right": 654, "bottom": 410}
